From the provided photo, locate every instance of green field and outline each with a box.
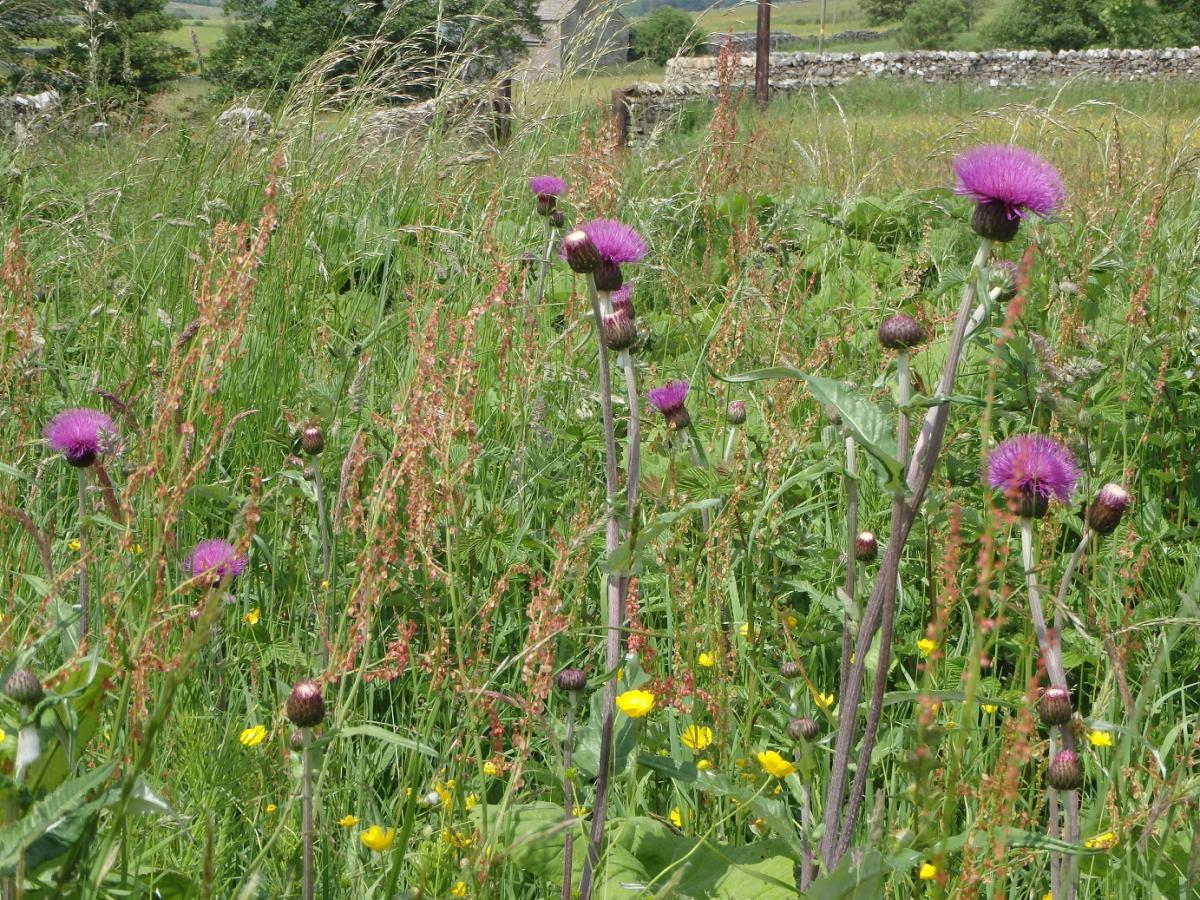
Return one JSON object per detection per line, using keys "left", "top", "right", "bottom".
{"left": 1, "top": 73, "right": 1197, "bottom": 898}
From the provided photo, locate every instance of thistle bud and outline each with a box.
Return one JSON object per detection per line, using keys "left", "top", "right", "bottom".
{"left": 286, "top": 679, "right": 326, "bottom": 728}
{"left": 779, "top": 660, "right": 802, "bottom": 679}
{"left": 289, "top": 728, "right": 306, "bottom": 752}
{"left": 562, "top": 231, "right": 601, "bottom": 274}
{"left": 854, "top": 531, "right": 878, "bottom": 563}
{"left": 1047, "top": 749, "right": 1082, "bottom": 791}
{"left": 988, "top": 260, "right": 1018, "bottom": 301}
{"left": 602, "top": 313, "right": 638, "bottom": 352}
{"left": 611, "top": 291, "right": 635, "bottom": 320}
{"left": 300, "top": 423, "right": 324, "bottom": 456}
{"left": 972, "top": 201, "right": 1021, "bottom": 243}
{"left": 726, "top": 401, "right": 746, "bottom": 426}
{"left": 4, "top": 669, "right": 44, "bottom": 707}
{"left": 550, "top": 209, "right": 565, "bottom": 229}
{"left": 1086, "top": 483, "right": 1129, "bottom": 536}
{"left": 536, "top": 194, "right": 556, "bottom": 217}
{"left": 878, "top": 313, "right": 926, "bottom": 350}
{"left": 1038, "top": 686, "right": 1073, "bottom": 726}
{"left": 593, "top": 261, "right": 623, "bottom": 292}
{"left": 555, "top": 668, "right": 587, "bottom": 693}
{"left": 788, "top": 717, "right": 819, "bottom": 741}
{"left": 1011, "top": 489, "right": 1049, "bottom": 520}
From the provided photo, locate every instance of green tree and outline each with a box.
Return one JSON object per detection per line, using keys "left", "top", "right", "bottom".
{"left": 630, "top": 6, "right": 700, "bottom": 66}
{"left": 0, "top": 0, "right": 70, "bottom": 88}
{"left": 207, "top": 0, "right": 540, "bottom": 95}
{"left": 898, "top": 0, "right": 966, "bottom": 46}
{"left": 858, "top": 0, "right": 914, "bottom": 25}
{"left": 982, "top": 0, "right": 1105, "bottom": 48}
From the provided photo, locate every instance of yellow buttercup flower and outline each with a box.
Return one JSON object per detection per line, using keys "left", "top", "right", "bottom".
{"left": 337, "top": 814, "right": 359, "bottom": 828}
{"left": 697, "top": 651, "right": 715, "bottom": 668}
{"left": 359, "top": 826, "right": 395, "bottom": 852}
{"left": 0, "top": 728, "right": 5, "bottom": 743}
{"left": 68, "top": 538, "right": 80, "bottom": 552}
{"left": 681, "top": 725, "right": 713, "bottom": 751}
{"left": 239, "top": 725, "right": 267, "bottom": 747}
{"left": 131, "top": 543, "right": 144, "bottom": 555}
{"left": 572, "top": 805, "right": 589, "bottom": 817}
{"left": 482, "top": 761, "right": 499, "bottom": 776}
{"left": 615, "top": 689, "right": 655, "bottom": 718}
{"left": 982, "top": 704, "right": 998, "bottom": 714}
{"left": 669, "top": 808, "right": 682, "bottom": 828}
{"left": 785, "top": 614, "right": 798, "bottom": 627}
{"left": 464, "top": 793, "right": 478, "bottom": 811}
{"left": 264, "top": 803, "right": 277, "bottom": 813}
{"left": 441, "top": 829, "right": 472, "bottom": 849}
{"left": 919, "top": 862, "right": 937, "bottom": 880}
{"left": 917, "top": 638, "right": 937, "bottom": 657}
{"left": 320, "top": 580, "right": 330, "bottom": 590}
{"left": 756, "top": 750, "right": 796, "bottom": 778}
{"left": 814, "top": 691, "right": 835, "bottom": 710}
{"left": 450, "top": 882, "right": 468, "bottom": 898}
{"left": 1088, "top": 730, "right": 1113, "bottom": 748}
{"left": 1084, "top": 831, "right": 1117, "bottom": 850}
{"left": 1042, "top": 892, "right": 1053, "bottom": 900}
{"left": 243, "top": 608, "right": 260, "bottom": 625}
{"left": 696, "top": 759, "right": 712, "bottom": 771}
{"left": 738, "top": 623, "right": 750, "bottom": 638}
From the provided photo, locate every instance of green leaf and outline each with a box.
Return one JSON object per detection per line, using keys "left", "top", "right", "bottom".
{"left": 0, "top": 761, "right": 117, "bottom": 874}
{"left": 27, "top": 659, "right": 114, "bottom": 794}
{"left": 805, "top": 847, "right": 890, "bottom": 899}
{"left": 605, "top": 499, "right": 722, "bottom": 574}
{"left": 338, "top": 724, "right": 437, "bottom": 758}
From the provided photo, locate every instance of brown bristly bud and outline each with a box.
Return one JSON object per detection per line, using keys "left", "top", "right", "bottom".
{"left": 1047, "top": 750, "right": 1082, "bottom": 791}
{"left": 788, "top": 717, "right": 819, "bottom": 741}
{"left": 550, "top": 209, "right": 565, "bottom": 229}
{"left": 1086, "top": 483, "right": 1129, "bottom": 536}
{"left": 878, "top": 313, "right": 925, "bottom": 350}
{"left": 3, "top": 669, "right": 44, "bottom": 707}
{"left": 779, "top": 660, "right": 802, "bottom": 679}
{"left": 555, "top": 668, "right": 587, "bottom": 692}
{"left": 972, "top": 200, "right": 1021, "bottom": 242}
{"left": 536, "top": 194, "right": 556, "bottom": 217}
{"left": 286, "top": 679, "right": 326, "bottom": 728}
{"left": 289, "top": 728, "right": 306, "bottom": 752}
{"left": 726, "top": 401, "right": 746, "bottom": 426}
{"left": 562, "top": 230, "right": 601, "bottom": 274}
{"left": 593, "top": 261, "right": 623, "bottom": 292}
{"left": 602, "top": 313, "right": 638, "bottom": 352}
{"left": 1038, "top": 687, "right": 1073, "bottom": 726}
{"left": 854, "top": 531, "right": 878, "bottom": 562}
{"left": 300, "top": 423, "right": 324, "bottom": 456}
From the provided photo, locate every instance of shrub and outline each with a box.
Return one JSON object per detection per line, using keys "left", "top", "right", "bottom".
{"left": 898, "top": 0, "right": 967, "bottom": 48}
{"left": 630, "top": 6, "right": 700, "bottom": 66}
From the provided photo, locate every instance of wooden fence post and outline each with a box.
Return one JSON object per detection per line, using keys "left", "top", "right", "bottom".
{"left": 493, "top": 78, "right": 513, "bottom": 144}
{"left": 611, "top": 88, "right": 630, "bottom": 148}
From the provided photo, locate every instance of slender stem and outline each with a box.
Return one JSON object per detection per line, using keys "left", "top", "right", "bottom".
{"left": 561, "top": 697, "right": 578, "bottom": 900}
{"left": 621, "top": 353, "right": 640, "bottom": 521}
{"left": 533, "top": 227, "right": 555, "bottom": 310}
{"left": 92, "top": 463, "right": 123, "bottom": 524}
{"left": 1049, "top": 731, "right": 1061, "bottom": 900}
{"left": 821, "top": 237, "right": 992, "bottom": 870}
{"left": 312, "top": 465, "right": 331, "bottom": 585}
{"left": 77, "top": 468, "right": 90, "bottom": 643}
{"left": 301, "top": 727, "right": 314, "bottom": 900}
{"left": 837, "top": 436, "right": 857, "bottom": 698}
{"left": 579, "top": 278, "right": 624, "bottom": 900}
{"left": 800, "top": 783, "right": 814, "bottom": 891}
{"left": 722, "top": 426, "right": 737, "bottom": 463}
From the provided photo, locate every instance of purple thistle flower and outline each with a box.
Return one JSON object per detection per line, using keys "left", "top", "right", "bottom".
{"left": 953, "top": 145, "right": 1064, "bottom": 241}
{"left": 577, "top": 219, "right": 647, "bottom": 266}
{"left": 648, "top": 380, "right": 691, "bottom": 429}
{"left": 987, "top": 434, "right": 1079, "bottom": 518}
{"left": 44, "top": 408, "right": 115, "bottom": 468}
{"left": 529, "top": 176, "right": 566, "bottom": 198}
{"left": 611, "top": 282, "right": 635, "bottom": 319}
{"left": 185, "top": 539, "right": 247, "bottom": 585}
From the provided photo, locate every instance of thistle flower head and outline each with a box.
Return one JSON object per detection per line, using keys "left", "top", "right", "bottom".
{"left": 602, "top": 312, "right": 638, "bottom": 352}
{"left": 854, "top": 531, "right": 878, "bottom": 562}
{"left": 185, "top": 539, "right": 247, "bottom": 585}
{"left": 1038, "top": 686, "right": 1073, "bottom": 726}
{"left": 611, "top": 282, "right": 635, "bottom": 318}
{"left": 788, "top": 717, "right": 819, "bottom": 741}
{"left": 286, "top": 679, "right": 326, "bottom": 728}
{"left": 4, "top": 669, "right": 44, "bottom": 707}
{"left": 560, "top": 230, "right": 601, "bottom": 274}
{"left": 44, "top": 408, "right": 114, "bottom": 467}
{"left": 954, "top": 145, "right": 1064, "bottom": 241}
{"left": 577, "top": 218, "right": 646, "bottom": 266}
{"left": 647, "top": 380, "right": 690, "bottom": 429}
{"left": 1047, "top": 749, "right": 1082, "bottom": 791}
{"left": 986, "top": 435, "right": 1079, "bottom": 517}
{"left": 726, "top": 400, "right": 746, "bottom": 425}
{"left": 555, "top": 668, "right": 587, "bottom": 692}
{"left": 878, "top": 313, "right": 925, "bottom": 350}
{"left": 299, "top": 423, "right": 324, "bottom": 456}
{"left": 1087, "top": 483, "right": 1130, "bottom": 536}
{"left": 528, "top": 176, "right": 566, "bottom": 198}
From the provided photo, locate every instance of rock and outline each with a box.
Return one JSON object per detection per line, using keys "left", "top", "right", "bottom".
{"left": 87, "top": 122, "right": 111, "bottom": 139}
{"left": 216, "top": 107, "right": 273, "bottom": 139}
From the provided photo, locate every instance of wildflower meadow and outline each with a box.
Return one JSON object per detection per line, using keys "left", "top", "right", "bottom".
{"left": 0, "top": 68, "right": 1198, "bottom": 899}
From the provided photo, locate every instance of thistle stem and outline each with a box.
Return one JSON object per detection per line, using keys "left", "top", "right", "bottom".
{"left": 76, "top": 468, "right": 90, "bottom": 643}
{"left": 837, "top": 436, "right": 858, "bottom": 697}
{"left": 93, "top": 462, "right": 123, "bottom": 524}
{"left": 301, "top": 727, "right": 314, "bottom": 900}
{"left": 312, "top": 464, "right": 331, "bottom": 585}
{"left": 579, "top": 278, "right": 624, "bottom": 900}
{"left": 533, "top": 226, "right": 555, "bottom": 310}
{"left": 561, "top": 696, "right": 578, "bottom": 900}
{"left": 621, "top": 353, "right": 640, "bottom": 523}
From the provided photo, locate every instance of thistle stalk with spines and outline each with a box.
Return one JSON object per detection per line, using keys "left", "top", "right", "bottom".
{"left": 287, "top": 680, "right": 325, "bottom": 900}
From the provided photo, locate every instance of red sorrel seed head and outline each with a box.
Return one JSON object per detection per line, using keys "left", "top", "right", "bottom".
{"left": 854, "top": 531, "right": 878, "bottom": 562}
{"left": 555, "top": 668, "right": 587, "bottom": 692}
{"left": 286, "top": 679, "right": 325, "bottom": 728}
{"left": 788, "top": 717, "right": 819, "bottom": 741}
{"left": 3, "top": 669, "right": 44, "bottom": 706}
{"left": 1087, "top": 483, "right": 1129, "bottom": 536}
{"left": 878, "top": 313, "right": 926, "bottom": 350}
{"left": 1038, "top": 687, "right": 1073, "bottom": 726}
{"left": 1047, "top": 750, "right": 1082, "bottom": 791}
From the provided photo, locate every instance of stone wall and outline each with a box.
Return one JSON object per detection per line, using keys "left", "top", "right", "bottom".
{"left": 663, "top": 47, "right": 1200, "bottom": 92}
{"left": 702, "top": 30, "right": 893, "bottom": 55}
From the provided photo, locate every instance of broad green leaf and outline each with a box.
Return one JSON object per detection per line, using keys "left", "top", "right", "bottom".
{"left": 0, "top": 761, "right": 117, "bottom": 874}
{"left": 338, "top": 724, "right": 437, "bottom": 758}
{"left": 27, "top": 659, "right": 114, "bottom": 794}
{"left": 805, "top": 847, "right": 890, "bottom": 899}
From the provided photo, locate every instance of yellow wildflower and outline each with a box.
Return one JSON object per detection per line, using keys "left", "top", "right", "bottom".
{"left": 1084, "top": 831, "right": 1117, "bottom": 850}
{"left": 67, "top": 538, "right": 80, "bottom": 552}
{"left": 359, "top": 826, "right": 395, "bottom": 851}
{"left": 433, "top": 781, "right": 454, "bottom": 811}
{"left": 320, "top": 580, "right": 330, "bottom": 590}
{"left": 756, "top": 750, "right": 796, "bottom": 778}
{"left": 738, "top": 623, "right": 750, "bottom": 638}
{"left": 449, "top": 882, "right": 468, "bottom": 898}
{"left": 614, "top": 689, "right": 655, "bottom": 718}
{"left": 464, "top": 793, "right": 478, "bottom": 811}
{"left": 1088, "top": 730, "right": 1113, "bottom": 748}
{"left": 131, "top": 543, "right": 144, "bottom": 555}
{"left": 239, "top": 725, "right": 267, "bottom": 747}
{"left": 696, "top": 759, "right": 712, "bottom": 771}
{"left": 919, "top": 862, "right": 937, "bottom": 880}
{"left": 1043, "top": 892, "right": 1053, "bottom": 900}
{"left": 572, "top": 805, "right": 589, "bottom": 817}
{"left": 0, "top": 728, "right": 5, "bottom": 743}
{"left": 441, "top": 829, "right": 472, "bottom": 850}
{"left": 482, "top": 761, "right": 499, "bottom": 777}
{"left": 264, "top": 803, "right": 277, "bottom": 813}
{"left": 681, "top": 725, "right": 713, "bottom": 751}
{"left": 337, "top": 815, "right": 359, "bottom": 828}
{"left": 814, "top": 691, "right": 835, "bottom": 710}
{"left": 669, "top": 808, "right": 682, "bottom": 828}
{"left": 243, "top": 608, "right": 260, "bottom": 625}
{"left": 697, "top": 651, "right": 715, "bottom": 668}
{"left": 917, "top": 638, "right": 937, "bottom": 657}
{"left": 982, "top": 704, "right": 998, "bottom": 714}
{"left": 785, "top": 614, "right": 798, "bottom": 627}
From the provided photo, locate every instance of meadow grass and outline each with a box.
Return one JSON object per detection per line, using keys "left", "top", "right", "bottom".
{"left": 0, "top": 72, "right": 1197, "bottom": 898}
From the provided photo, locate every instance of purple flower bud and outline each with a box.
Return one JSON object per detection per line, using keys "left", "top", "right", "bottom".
{"left": 647, "top": 380, "right": 690, "bottom": 430}
{"left": 1047, "top": 749, "right": 1082, "bottom": 791}
{"left": 989, "top": 260, "right": 1019, "bottom": 301}
{"left": 788, "top": 717, "right": 819, "bottom": 741}
{"left": 561, "top": 230, "right": 601, "bottom": 274}
{"left": 726, "top": 400, "right": 746, "bottom": 425}
{"left": 779, "top": 660, "right": 802, "bottom": 679}
{"left": 4, "top": 669, "right": 44, "bottom": 707}
{"left": 602, "top": 312, "right": 638, "bottom": 352}
{"left": 555, "top": 668, "right": 587, "bottom": 692}
{"left": 1086, "top": 483, "right": 1129, "bottom": 536}
{"left": 594, "top": 261, "right": 623, "bottom": 292}
{"left": 611, "top": 283, "right": 635, "bottom": 319}
{"left": 300, "top": 423, "right": 324, "bottom": 456}
{"left": 550, "top": 209, "right": 565, "bottom": 229}
{"left": 286, "top": 679, "right": 326, "bottom": 728}
{"left": 854, "top": 531, "right": 878, "bottom": 563}
{"left": 1038, "top": 687, "right": 1072, "bottom": 726}
{"left": 878, "top": 314, "right": 925, "bottom": 350}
